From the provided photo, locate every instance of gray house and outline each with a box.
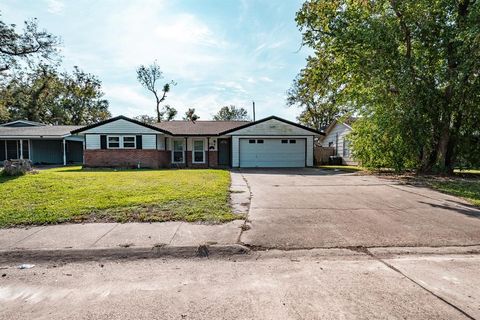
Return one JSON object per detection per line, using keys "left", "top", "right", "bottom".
{"left": 0, "top": 120, "right": 83, "bottom": 165}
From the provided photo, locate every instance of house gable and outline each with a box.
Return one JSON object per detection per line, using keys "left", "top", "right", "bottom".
{"left": 223, "top": 117, "right": 322, "bottom": 136}
{"left": 72, "top": 116, "right": 171, "bottom": 135}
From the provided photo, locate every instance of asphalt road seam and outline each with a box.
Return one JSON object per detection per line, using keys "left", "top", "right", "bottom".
{"left": 367, "top": 249, "right": 477, "bottom": 320}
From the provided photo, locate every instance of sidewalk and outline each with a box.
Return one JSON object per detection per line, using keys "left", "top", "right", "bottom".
{"left": 0, "top": 171, "right": 252, "bottom": 262}
{"left": 0, "top": 221, "right": 248, "bottom": 262}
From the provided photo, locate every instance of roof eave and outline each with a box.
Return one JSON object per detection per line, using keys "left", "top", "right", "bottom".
{"left": 218, "top": 115, "right": 325, "bottom": 136}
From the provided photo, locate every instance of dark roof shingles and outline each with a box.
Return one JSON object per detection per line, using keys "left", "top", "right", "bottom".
{"left": 153, "top": 121, "right": 251, "bottom": 135}
{"left": 0, "top": 125, "right": 82, "bottom": 137}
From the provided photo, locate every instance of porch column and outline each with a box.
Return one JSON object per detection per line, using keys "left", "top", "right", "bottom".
{"left": 62, "top": 139, "right": 67, "bottom": 166}
{"left": 207, "top": 137, "right": 210, "bottom": 168}
{"left": 19, "top": 139, "right": 23, "bottom": 159}
{"left": 185, "top": 137, "right": 188, "bottom": 167}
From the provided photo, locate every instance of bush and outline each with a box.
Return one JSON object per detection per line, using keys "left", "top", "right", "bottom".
{"left": 2, "top": 159, "right": 33, "bottom": 176}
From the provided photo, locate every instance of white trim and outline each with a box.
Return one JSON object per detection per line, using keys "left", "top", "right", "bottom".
{"left": 172, "top": 138, "right": 185, "bottom": 163}
{"left": 122, "top": 135, "right": 136, "bottom": 149}
{"left": 107, "top": 135, "right": 121, "bottom": 149}
{"left": 192, "top": 138, "right": 205, "bottom": 164}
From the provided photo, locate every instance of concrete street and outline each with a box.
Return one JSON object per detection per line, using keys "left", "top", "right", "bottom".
{"left": 1, "top": 248, "right": 479, "bottom": 319}
{"left": 237, "top": 169, "right": 480, "bottom": 249}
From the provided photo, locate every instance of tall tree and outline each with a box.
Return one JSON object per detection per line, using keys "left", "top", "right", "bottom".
{"left": 58, "top": 66, "right": 110, "bottom": 125}
{"left": 183, "top": 108, "right": 199, "bottom": 121}
{"left": 1, "top": 65, "right": 110, "bottom": 125}
{"left": 295, "top": 0, "right": 480, "bottom": 173}
{"left": 136, "top": 61, "right": 176, "bottom": 122}
{"left": 213, "top": 105, "right": 249, "bottom": 121}
{"left": 0, "top": 17, "right": 60, "bottom": 74}
{"left": 287, "top": 72, "right": 346, "bottom": 130}
{"left": 160, "top": 105, "right": 177, "bottom": 121}
{"left": 134, "top": 114, "right": 156, "bottom": 124}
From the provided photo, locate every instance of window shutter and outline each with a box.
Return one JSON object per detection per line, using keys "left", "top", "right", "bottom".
{"left": 136, "top": 135, "right": 142, "bottom": 149}
{"left": 100, "top": 135, "right": 107, "bottom": 149}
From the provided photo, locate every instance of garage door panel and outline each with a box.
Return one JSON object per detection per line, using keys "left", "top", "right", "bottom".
{"left": 239, "top": 139, "right": 305, "bottom": 168}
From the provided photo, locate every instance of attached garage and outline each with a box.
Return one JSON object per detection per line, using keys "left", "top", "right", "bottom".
{"left": 222, "top": 116, "right": 323, "bottom": 168}
{"left": 239, "top": 138, "right": 305, "bottom": 167}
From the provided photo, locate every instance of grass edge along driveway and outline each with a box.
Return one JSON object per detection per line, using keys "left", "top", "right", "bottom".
{"left": 0, "top": 167, "right": 238, "bottom": 228}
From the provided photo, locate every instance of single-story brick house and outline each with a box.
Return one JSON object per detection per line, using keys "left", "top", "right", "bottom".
{"left": 0, "top": 120, "right": 83, "bottom": 165}
{"left": 71, "top": 115, "right": 324, "bottom": 168}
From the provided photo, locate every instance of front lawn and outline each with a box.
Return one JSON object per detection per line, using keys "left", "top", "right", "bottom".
{"left": 0, "top": 167, "right": 237, "bottom": 227}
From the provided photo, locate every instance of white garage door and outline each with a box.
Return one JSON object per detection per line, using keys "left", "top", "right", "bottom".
{"left": 239, "top": 138, "right": 305, "bottom": 168}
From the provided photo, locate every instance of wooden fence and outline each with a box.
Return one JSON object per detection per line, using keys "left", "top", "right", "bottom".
{"left": 314, "top": 146, "right": 335, "bottom": 165}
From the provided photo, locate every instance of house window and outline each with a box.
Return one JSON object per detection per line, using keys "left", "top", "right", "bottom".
{"left": 257, "top": 139, "right": 264, "bottom": 144}
{"left": 249, "top": 139, "right": 256, "bottom": 144}
{"left": 123, "top": 136, "right": 136, "bottom": 149}
{"left": 289, "top": 139, "right": 296, "bottom": 144}
{"left": 281, "top": 140, "right": 288, "bottom": 144}
{"left": 193, "top": 139, "right": 205, "bottom": 163}
{"left": 107, "top": 136, "right": 120, "bottom": 149}
{"left": 172, "top": 140, "right": 184, "bottom": 163}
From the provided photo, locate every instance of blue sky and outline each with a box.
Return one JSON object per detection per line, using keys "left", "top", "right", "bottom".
{"left": 0, "top": 0, "right": 309, "bottom": 121}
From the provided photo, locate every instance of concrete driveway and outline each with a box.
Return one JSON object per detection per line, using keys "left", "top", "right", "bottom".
{"left": 237, "top": 169, "right": 480, "bottom": 249}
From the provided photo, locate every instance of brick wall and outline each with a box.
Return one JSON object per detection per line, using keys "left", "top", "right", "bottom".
{"left": 84, "top": 150, "right": 171, "bottom": 169}
{"left": 183, "top": 150, "right": 219, "bottom": 168}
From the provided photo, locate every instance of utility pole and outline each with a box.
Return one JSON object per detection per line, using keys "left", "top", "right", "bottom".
{"left": 252, "top": 101, "right": 256, "bottom": 121}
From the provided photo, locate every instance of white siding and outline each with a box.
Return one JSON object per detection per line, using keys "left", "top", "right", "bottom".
{"left": 232, "top": 135, "right": 314, "bottom": 167}
{"left": 85, "top": 134, "right": 100, "bottom": 149}
{"left": 82, "top": 119, "right": 160, "bottom": 134}
{"left": 321, "top": 122, "right": 354, "bottom": 163}
{"left": 142, "top": 135, "right": 156, "bottom": 149}
{"left": 85, "top": 134, "right": 159, "bottom": 150}
{"left": 227, "top": 119, "right": 315, "bottom": 136}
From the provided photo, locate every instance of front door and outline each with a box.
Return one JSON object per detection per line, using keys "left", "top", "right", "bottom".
{"left": 218, "top": 138, "right": 231, "bottom": 166}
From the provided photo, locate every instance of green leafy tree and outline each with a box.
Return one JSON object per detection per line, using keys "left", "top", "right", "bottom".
{"left": 183, "top": 108, "right": 199, "bottom": 121}
{"left": 136, "top": 61, "right": 176, "bottom": 122}
{"left": 295, "top": 0, "right": 480, "bottom": 173}
{"left": 0, "top": 17, "right": 60, "bottom": 74}
{"left": 57, "top": 66, "right": 110, "bottom": 125}
{"left": 213, "top": 105, "right": 249, "bottom": 121}
{"left": 1, "top": 65, "right": 110, "bottom": 124}
{"left": 134, "top": 114, "right": 156, "bottom": 124}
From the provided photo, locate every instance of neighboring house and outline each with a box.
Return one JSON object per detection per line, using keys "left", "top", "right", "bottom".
{"left": 319, "top": 119, "right": 356, "bottom": 165}
{"left": 0, "top": 120, "right": 84, "bottom": 165}
{"left": 71, "top": 115, "right": 323, "bottom": 168}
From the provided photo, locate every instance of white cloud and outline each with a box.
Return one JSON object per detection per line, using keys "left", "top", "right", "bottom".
{"left": 46, "top": 0, "right": 64, "bottom": 14}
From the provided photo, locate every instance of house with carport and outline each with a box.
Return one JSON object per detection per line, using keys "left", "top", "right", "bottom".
{"left": 0, "top": 120, "right": 83, "bottom": 165}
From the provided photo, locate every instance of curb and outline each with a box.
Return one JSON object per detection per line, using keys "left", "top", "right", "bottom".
{"left": 0, "top": 244, "right": 251, "bottom": 263}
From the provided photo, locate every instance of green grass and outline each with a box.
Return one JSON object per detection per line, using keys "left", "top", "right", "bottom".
{"left": 428, "top": 179, "right": 480, "bottom": 207}
{"left": 0, "top": 166, "right": 238, "bottom": 227}
{"left": 317, "top": 165, "right": 364, "bottom": 172}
